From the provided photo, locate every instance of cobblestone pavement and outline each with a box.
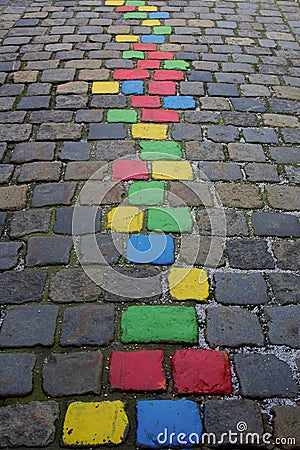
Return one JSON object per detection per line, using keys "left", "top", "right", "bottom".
{"left": 0, "top": 0, "right": 299, "bottom": 448}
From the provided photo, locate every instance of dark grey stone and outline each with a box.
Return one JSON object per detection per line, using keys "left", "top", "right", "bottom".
{"left": 234, "top": 354, "right": 298, "bottom": 398}
{"left": 0, "top": 84, "right": 24, "bottom": 97}
{"left": 179, "top": 81, "right": 204, "bottom": 96}
{"left": 222, "top": 111, "right": 258, "bottom": 127}
{"left": 11, "top": 142, "right": 55, "bottom": 163}
{"left": 17, "top": 96, "right": 50, "bottom": 110}
{"left": 204, "top": 400, "right": 264, "bottom": 445}
{"left": 37, "top": 122, "right": 82, "bottom": 140}
{"left": 171, "top": 124, "right": 202, "bottom": 141}
{"left": 282, "top": 128, "right": 300, "bottom": 144}
{"left": 231, "top": 98, "right": 266, "bottom": 112}
{"left": 60, "top": 305, "right": 115, "bottom": 346}
{"left": 27, "top": 236, "right": 73, "bottom": 267}
{"left": 0, "top": 271, "right": 47, "bottom": 305}
{"left": 91, "top": 94, "right": 126, "bottom": 108}
{"left": 245, "top": 162, "right": 279, "bottom": 182}
{"left": 0, "top": 305, "right": 58, "bottom": 347}
{"left": 227, "top": 239, "right": 275, "bottom": 269}
{"left": 32, "top": 182, "right": 76, "bottom": 207}
{"left": 54, "top": 207, "right": 101, "bottom": 234}
{"left": 206, "top": 306, "right": 264, "bottom": 347}
{"left": 273, "top": 241, "right": 300, "bottom": 270}
{"left": 75, "top": 109, "right": 103, "bottom": 123}
{"left": 272, "top": 406, "right": 300, "bottom": 449}
{"left": 0, "top": 212, "right": 6, "bottom": 235}
{"left": 0, "top": 353, "right": 35, "bottom": 397}
{"left": 228, "top": 143, "right": 264, "bottom": 163}
{"left": 79, "top": 234, "right": 121, "bottom": 265}
{"left": 60, "top": 141, "right": 90, "bottom": 160}
{"left": 186, "top": 141, "right": 225, "bottom": 161}
{"left": 198, "top": 209, "right": 248, "bottom": 236}
{"left": 0, "top": 164, "right": 13, "bottom": 183}
{"left": 243, "top": 127, "right": 279, "bottom": 143}
{"left": 10, "top": 209, "right": 51, "bottom": 237}
{"left": 55, "top": 94, "right": 88, "bottom": 109}
{"left": 42, "top": 351, "right": 103, "bottom": 396}
{"left": 184, "top": 111, "right": 219, "bottom": 124}
{"left": 0, "top": 242, "right": 22, "bottom": 270}
{"left": 208, "top": 83, "right": 239, "bottom": 97}
{"left": 269, "top": 273, "right": 300, "bottom": 305}
{"left": 49, "top": 268, "right": 102, "bottom": 303}
{"left": 96, "top": 140, "right": 135, "bottom": 160}
{"left": 0, "top": 124, "right": 32, "bottom": 142}
{"left": 264, "top": 305, "right": 300, "bottom": 348}
{"left": 199, "top": 162, "right": 242, "bottom": 181}
{"left": 0, "top": 401, "right": 59, "bottom": 448}
{"left": 268, "top": 99, "right": 300, "bottom": 114}
{"left": 215, "top": 272, "right": 269, "bottom": 305}
{"left": 207, "top": 125, "right": 239, "bottom": 142}
{"left": 252, "top": 212, "right": 300, "bottom": 237}
{"left": 88, "top": 123, "right": 126, "bottom": 140}
{"left": 187, "top": 70, "right": 213, "bottom": 82}
{"left": 0, "top": 143, "right": 5, "bottom": 161}
{"left": 30, "top": 110, "right": 73, "bottom": 123}
{"left": 16, "top": 18, "right": 39, "bottom": 26}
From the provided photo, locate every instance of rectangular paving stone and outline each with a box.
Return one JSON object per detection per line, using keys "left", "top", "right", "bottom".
{"left": 266, "top": 185, "right": 300, "bottom": 210}
{"left": 115, "top": 34, "right": 140, "bottom": 42}
{"left": 32, "top": 182, "right": 76, "bottom": 207}
{"left": 60, "top": 305, "right": 115, "bottom": 346}
{"left": 252, "top": 212, "right": 300, "bottom": 237}
{"left": 18, "top": 162, "right": 61, "bottom": 183}
{"left": 128, "top": 181, "right": 164, "bottom": 205}
{"left": 141, "top": 35, "right": 165, "bottom": 44}
{"left": 26, "top": 236, "right": 73, "bottom": 267}
{"left": 112, "top": 160, "right": 148, "bottom": 180}
{"left": 163, "top": 96, "right": 195, "bottom": 109}
{"left": 88, "top": 123, "right": 126, "bottom": 140}
{"left": 142, "top": 109, "right": 179, "bottom": 123}
{"left": 107, "top": 109, "right": 137, "bottom": 123}
{"left": 243, "top": 127, "right": 279, "bottom": 143}
{"left": 37, "top": 123, "right": 82, "bottom": 140}
{"left": 92, "top": 81, "right": 119, "bottom": 94}
{"left": 227, "top": 239, "right": 275, "bottom": 269}
{"left": 264, "top": 305, "right": 299, "bottom": 348}
{"left": 147, "top": 207, "right": 193, "bottom": 232}
{"left": 215, "top": 272, "right": 269, "bottom": 305}
{"left": 140, "top": 141, "right": 182, "bottom": 160}
{"left": 131, "top": 95, "right": 161, "bottom": 108}
{"left": 12, "top": 142, "right": 55, "bottom": 163}
{"left": 122, "top": 80, "right": 144, "bottom": 94}
{"left": 0, "top": 270, "right": 47, "bottom": 304}
{"left": 164, "top": 60, "right": 190, "bottom": 70}
{"left": 107, "top": 206, "right": 144, "bottom": 232}
{"left": 0, "top": 305, "right": 58, "bottom": 347}
{"left": 168, "top": 267, "right": 209, "bottom": 301}
{"left": 10, "top": 209, "right": 51, "bottom": 237}
{"left": 0, "top": 242, "right": 22, "bottom": 270}
{"left": 269, "top": 273, "right": 300, "bottom": 305}
{"left": 121, "top": 306, "right": 198, "bottom": 343}
{"left": 0, "top": 124, "right": 32, "bottom": 142}
{"left": 0, "top": 353, "right": 35, "bottom": 397}
{"left": 152, "top": 161, "right": 193, "bottom": 180}
{"left": 132, "top": 123, "right": 167, "bottom": 140}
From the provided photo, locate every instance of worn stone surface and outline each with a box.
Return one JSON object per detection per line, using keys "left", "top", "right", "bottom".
{"left": 27, "top": 236, "right": 73, "bottom": 267}
{"left": 273, "top": 241, "right": 300, "bottom": 270}
{"left": 264, "top": 305, "right": 300, "bottom": 348}
{"left": 272, "top": 406, "right": 300, "bottom": 450}
{"left": 49, "top": 268, "right": 102, "bottom": 303}
{"left": 0, "top": 353, "right": 35, "bottom": 397}
{"left": 269, "top": 273, "right": 300, "bottom": 305}
{"left": 227, "top": 239, "right": 275, "bottom": 269}
{"left": 214, "top": 272, "right": 269, "bottom": 305}
{"left": 10, "top": 209, "right": 51, "bottom": 237}
{"left": 0, "top": 270, "right": 47, "bottom": 304}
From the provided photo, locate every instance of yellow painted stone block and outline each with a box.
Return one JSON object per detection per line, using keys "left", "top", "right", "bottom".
{"left": 142, "top": 19, "right": 161, "bottom": 26}
{"left": 62, "top": 401, "right": 129, "bottom": 446}
{"left": 107, "top": 206, "right": 144, "bottom": 232}
{"left": 138, "top": 6, "right": 158, "bottom": 11}
{"left": 105, "top": 0, "right": 124, "bottom": 4}
{"left": 152, "top": 161, "right": 193, "bottom": 180}
{"left": 116, "top": 35, "right": 140, "bottom": 42}
{"left": 132, "top": 124, "right": 168, "bottom": 140}
{"left": 92, "top": 81, "right": 119, "bottom": 94}
{"left": 168, "top": 267, "right": 209, "bottom": 301}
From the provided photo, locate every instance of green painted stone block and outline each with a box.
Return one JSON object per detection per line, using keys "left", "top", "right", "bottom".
{"left": 126, "top": 0, "right": 145, "bottom": 5}
{"left": 164, "top": 60, "right": 190, "bottom": 70}
{"left": 124, "top": 12, "right": 147, "bottom": 19}
{"left": 122, "top": 51, "right": 145, "bottom": 60}
{"left": 153, "top": 26, "right": 172, "bottom": 35}
{"left": 107, "top": 109, "right": 137, "bottom": 123}
{"left": 147, "top": 207, "right": 193, "bottom": 232}
{"left": 121, "top": 306, "right": 198, "bottom": 343}
{"left": 128, "top": 181, "right": 165, "bottom": 206}
{"left": 140, "top": 141, "right": 183, "bottom": 160}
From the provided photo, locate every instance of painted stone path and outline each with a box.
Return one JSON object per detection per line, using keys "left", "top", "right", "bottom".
{"left": 0, "top": 0, "right": 299, "bottom": 447}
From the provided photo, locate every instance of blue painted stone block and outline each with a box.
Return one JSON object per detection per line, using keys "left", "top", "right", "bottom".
{"left": 149, "top": 12, "right": 170, "bottom": 19}
{"left": 164, "top": 96, "right": 196, "bottom": 110}
{"left": 136, "top": 399, "right": 203, "bottom": 448}
{"left": 141, "top": 35, "right": 165, "bottom": 44}
{"left": 126, "top": 234, "right": 174, "bottom": 265}
{"left": 122, "top": 80, "right": 144, "bottom": 95}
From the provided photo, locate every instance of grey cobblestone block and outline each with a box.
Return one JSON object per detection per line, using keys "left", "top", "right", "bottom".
{"left": 96, "top": 140, "right": 135, "bottom": 160}
{"left": 91, "top": 94, "right": 125, "bottom": 109}
{"left": 42, "top": 351, "right": 103, "bottom": 396}
{"left": 227, "top": 239, "right": 275, "bottom": 269}
{"left": 266, "top": 185, "right": 300, "bottom": 210}
{"left": 228, "top": 143, "right": 265, "bottom": 162}
{"left": 17, "top": 95, "right": 50, "bottom": 110}
{"left": 231, "top": 97, "right": 266, "bottom": 112}
{"left": 0, "top": 84, "right": 24, "bottom": 96}
{"left": 222, "top": 111, "right": 258, "bottom": 127}
{"left": 55, "top": 94, "right": 88, "bottom": 109}
{"left": 234, "top": 354, "right": 298, "bottom": 398}
{"left": 18, "top": 162, "right": 62, "bottom": 183}
{"left": 64, "top": 161, "right": 105, "bottom": 180}
{"left": 199, "top": 161, "right": 242, "bottom": 181}
{"left": 264, "top": 305, "right": 300, "bottom": 348}
{"left": 37, "top": 123, "right": 82, "bottom": 140}
{"left": 208, "top": 83, "right": 239, "bottom": 97}
{"left": 187, "top": 70, "right": 213, "bottom": 82}
{"left": 268, "top": 99, "right": 300, "bottom": 114}
{"left": 10, "top": 209, "right": 51, "bottom": 237}
{"left": 169, "top": 182, "right": 214, "bottom": 207}
{"left": 179, "top": 81, "right": 204, "bottom": 95}
{"left": 206, "top": 306, "right": 264, "bottom": 347}
{"left": 172, "top": 124, "right": 202, "bottom": 141}
{"left": 282, "top": 128, "right": 300, "bottom": 144}
{"left": 215, "top": 272, "right": 269, "bottom": 305}
{"left": 216, "top": 183, "right": 262, "bottom": 208}
{"left": 54, "top": 206, "right": 101, "bottom": 234}
{"left": 273, "top": 240, "right": 300, "bottom": 270}
{"left": 0, "top": 124, "right": 32, "bottom": 142}
{"left": 30, "top": 110, "right": 73, "bottom": 123}
{"left": 204, "top": 400, "right": 264, "bottom": 444}
{"left": 0, "top": 353, "right": 35, "bottom": 396}
{"left": 0, "top": 270, "right": 47, "bottom": 305}
{"left": 243, "top": 127, "right": 279, "bottom": 143}
{"left": 0, "top": 164, "right": 13, "bottom": 183}
{"left": 244, "top": 162, "right": 279, "bottom": 182}
{"left": 88, "top": 123, "right": 126, "bottom": 140}
{"left": 11, "top": 142, "right": 55, "bottom": 163}
{"left": 285, "top": 166, "right": 300, "bottom": 184}
{"left": 0, "top": 401, "right": 59, "bottom": 448}
{"left": 0, "top": 242, "right": 22, "bottom": 270}
{"left": 184, "top": 111, "right": 219, "bottom": 123}
{"left": 60, "top": 141, "right": 90, "bottom": 161}
{"left": 41, "top": 68, "right": 75, "bottom": 82}
{"left": 201, "top": 97, "right": 231, "bottom": 111}
{"left": 0, "top": 143, "right": 6, "bottom": 161}
{"left": 75, "top": 109, "right": 103, "bottom": 123}
{"left": 207, "top": 125, "right": 239, "bottom": 142}
{"left": 27, "top": 83, "right": 52, "bottom": 95}
{"left": 269, "top": 273, "right": 300, "bottom": 305}
{"left": 60, "top": 305, "right": 115, "bottom": 346}
{"left": 79, "top": 234, "right": 121, "bottom": 265}
{"left": 27, "top": 236, "right": 72, "bottom": 267}
{"left": 0, "top": 98, "right": 15, "bottom": 112}
{"left": 0, "top": 111, "right": 26, "bottom": 124}
{"left": 32, "top": 182, "right": 76, "bottom": 207}
{"left": 0, "top": 305, "right": 58, "bottom": 347}
{"left": 49, "top": 268, "right": 102, "bottom": 303}
{"left": 198, "top": 209, "right": 248, "bottom": 236}
{"left": 272, "top": 406, "right": 300, "bottom": 449}
{"left": 184, "top": 141, "right": 225, "bottom": 161}
{"left": 252, "top": 211, "right": 300, "bottom": 237}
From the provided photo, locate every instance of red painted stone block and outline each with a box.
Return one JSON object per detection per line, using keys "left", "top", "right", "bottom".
{"left": 142, "top": 109, "right": 180, "bottom": 123}
{"left": 113, "top": 69, "right": 150, "bottom": 80}
{"left": 154, "top": 70, "right": 184, "bottom": 81}
{"left": 172, "top": 349, "right": 232, "bottom": 394}
{"left": 148, "top": 81, "right": 176, "bottom": 95}
{"left": 110, "top": 350, "right": 166, "bottom": 391}
{"left": 112, "top": 160, "right": 148, "bottom": 180}
{"left": 138, "top": 60, "right": 160, "bottom": 70}
{"left": 134, "top": 43, "right": 157, "bottom": 51}
{"left": 116, "top": 6, "right": 136, "bottom": 11}
{"left": 148, "top": 51, "right": 174, "bottom": 60}
{"left": 131, "top": 95, "right": 161, "bottom": 108}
